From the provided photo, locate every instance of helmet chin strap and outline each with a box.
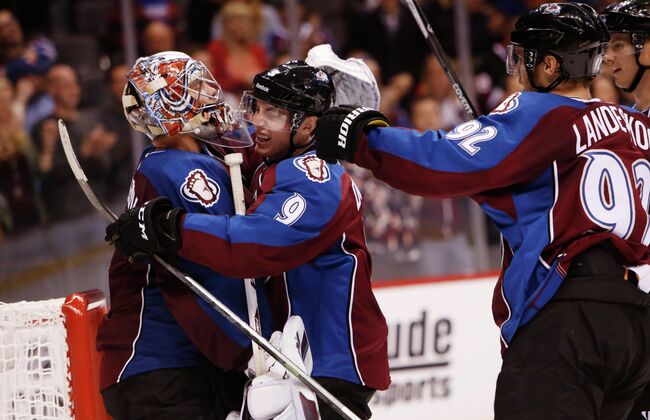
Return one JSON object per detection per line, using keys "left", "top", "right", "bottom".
{"left": 264, "top": 112, "right": 319, "bottom": 163}
{"left": 527, "top": 68, "right": 568, "bottom": 93}
{"left": 623, "top": 51, "right": 649, "bottom": 93}
{"left": 282, "top": 113, "right": 313, "bottom": 161}
{"left": 624, "top": 33, "right": 650, "bottom": 93}
{"left": 523, "top": 49, "right": 569, "bottom": 93}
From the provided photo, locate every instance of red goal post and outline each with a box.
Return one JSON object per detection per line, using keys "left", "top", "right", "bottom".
{"left": 0, "top": 289, "right": 110, "bottom": 419}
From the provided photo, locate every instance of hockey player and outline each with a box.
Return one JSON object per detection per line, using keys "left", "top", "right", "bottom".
{"left": 99, "top": 51, "right": 271, "bottom": 419}
{"left": 313, "top": 3, "right": 650, "bottom": 419}
{"left": 602, "top": 1, "right": 650, "bottom": 114}
{"left": 105, "top": 61, "right": 390, "bottom": 419}
{"left": 601, "top": 2, "right": 650, "bottom": 418}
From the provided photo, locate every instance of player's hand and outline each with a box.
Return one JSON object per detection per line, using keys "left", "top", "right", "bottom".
{"left": 314, "top": 105, "right": 389, "bottom": 164}
{"left": 105, "top": 197, "right": 186, "bottom": 259}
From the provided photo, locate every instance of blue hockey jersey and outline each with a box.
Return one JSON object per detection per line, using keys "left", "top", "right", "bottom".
{"left": 178, "top": 150, "right": 391, "bottom": 390}
{"left": 98, "top": 144, "right": 270, "bottom": 390}
{"left": 351, "top": 91, "right": 650, "bottom": 347}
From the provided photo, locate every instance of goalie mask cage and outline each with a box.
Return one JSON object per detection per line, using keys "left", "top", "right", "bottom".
{"left": 0, "top": 289, "right": 110, "bottom": 419}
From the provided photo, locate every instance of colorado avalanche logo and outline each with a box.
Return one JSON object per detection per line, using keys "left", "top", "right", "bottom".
{"left": 541, "top": 4, "right": 561, "bottom": 14}
{"left": 490, "top": 92, "right": 521, "bottom": 115}
{"left": 315, "top": 70, "right": 329, "bottom": 83}
{"left": 180, "top": 169, "right": 220, "bottom": 207}
{"left": 293, "top": 155, "right": 331, "bottom": 183}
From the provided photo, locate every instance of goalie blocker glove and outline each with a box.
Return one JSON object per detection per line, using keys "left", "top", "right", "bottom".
{"left": 314, "top": 105, "right": 389, "bottom": 163}
{"left": 105, "top": 196, "right": 185, "bottom": 259}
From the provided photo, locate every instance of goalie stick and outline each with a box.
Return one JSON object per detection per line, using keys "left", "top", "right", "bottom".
{"left": 58, "top": 120, "right": 361, "bottom": 420}
{"left": 224, "top": 152, "right": 265, "bottom": 376}
{"left": 404, "top": 0, "right": 478, "bottom": 119}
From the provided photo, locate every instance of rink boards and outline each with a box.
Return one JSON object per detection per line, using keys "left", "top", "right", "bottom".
{"left": 370, "top": 273, "right": 501, "bottom": 420}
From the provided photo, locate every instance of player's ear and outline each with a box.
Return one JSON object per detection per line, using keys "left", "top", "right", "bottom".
{"left": 300, "top": 116, "right": 318, "bottom": 136}
{"left": 543, "top": 55, "right": 561, "bottom": 75}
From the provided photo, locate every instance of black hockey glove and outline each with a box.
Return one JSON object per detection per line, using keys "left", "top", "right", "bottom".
{"left": 314, "top": 105, "right": 389, "bottom": 164}
{"left": 105, "top": 197, "right": 186, "bottom": 259}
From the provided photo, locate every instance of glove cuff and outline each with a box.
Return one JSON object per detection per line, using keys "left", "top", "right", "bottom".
{"left": 156, "top": 208, "right": 186, "bottom": 253}
{"left": 348, "top": 110, "right": 389, "bottom": 162}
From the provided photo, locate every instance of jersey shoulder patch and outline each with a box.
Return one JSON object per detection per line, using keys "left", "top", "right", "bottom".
{"left": 490, "top": 92, "right": 521, "bottom": 115}
{"left": 292, "top": 154, "right": 331, "bottom": 183}
{"left": 180, "top": 168, "right": 220, "bottom": 208}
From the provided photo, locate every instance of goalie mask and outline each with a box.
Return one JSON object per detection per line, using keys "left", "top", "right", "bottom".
{"left": 122, "top": 51, "right": 252, "bottom": 148}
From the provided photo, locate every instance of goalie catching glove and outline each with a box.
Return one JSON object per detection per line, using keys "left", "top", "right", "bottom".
{"left": 314, "top": 105, "right": 389, "bottom": 164}
{"left": 105, "top": 196, "right": 185, "bottom": 259}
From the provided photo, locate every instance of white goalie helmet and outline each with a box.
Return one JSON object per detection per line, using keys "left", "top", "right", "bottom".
{"left": 122, "top": 51, "right": 252, "bottom": 148}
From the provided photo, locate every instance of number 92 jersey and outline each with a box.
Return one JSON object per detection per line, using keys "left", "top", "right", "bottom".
{"left": 354, "top": 91, "right": 650, "bottom": 346}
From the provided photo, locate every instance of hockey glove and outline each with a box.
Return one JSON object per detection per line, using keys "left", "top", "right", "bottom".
{"left": 314, "top": 105, "right": 389, "bottom": 164}
{"left": 105, "top": 196, "right": 185, "bottom": 259}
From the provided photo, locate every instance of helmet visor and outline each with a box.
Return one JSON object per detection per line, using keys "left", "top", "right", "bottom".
{"left": 605, "top": 33, "right": 636, "bottom": 58}
{"left": 188, "top": 101, "right": 253, "bottom": 148}
{"left": 239, "top": 91, "right": 302, "bottom": 133}
{"left": 506, "top": 44, "right": 525, "bottom": 76}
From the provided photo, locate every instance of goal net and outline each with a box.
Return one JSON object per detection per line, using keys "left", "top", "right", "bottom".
{"left": 0, "top": 290, "right": 109, "bottom": 419}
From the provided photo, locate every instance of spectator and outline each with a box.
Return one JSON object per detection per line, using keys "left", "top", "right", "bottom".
{"left": 210, "top": 0, "right": 286, "bottom": 59}
{"left": 352, "top": 52, "right": 411, "bottom": 126}
{"left": 0, "top": 9, "right": 23, "bottom": 68}
{"left": 141, "top": 20, "right": 176, "bottom": 56}
{"left": 102, "top": 0, "right": 181, "bottom": 61}
{"left": 207, "top": 1, "right": 269, "bottom": 97}
{"left": 409, "top": 95, "right": 459, "bottom": 242}
{"left": 415, "top": 55, "right": 465, "bottom": 129}
{"left": 0, "top": 76, "right": 43, "bottom": 233}
{"left": 474, "top": 2, "right": 522, "bottom": 112}
{"left": 0, "top": 9, "right": 56, "bottom": 133}
{"left": 345, "top": 0, "right": 428, "bottom": 84}
{"left": 32, "top": 64, "right": 115, "bottom": 222}
{"left": 409, "top": 95, "right": 441, "bottom": 131}
{"left": 272, "top": 3, "right": 338, "bottom": 59}
{"left": 21, "top": 73, "right": 54, "bottom": 134}
{"left": 0, "top": 9, "right": 56, "bottom": 84}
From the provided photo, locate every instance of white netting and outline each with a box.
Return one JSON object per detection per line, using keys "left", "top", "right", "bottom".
{"left": 0, "top": 298, "right": 73, "bottom": 419}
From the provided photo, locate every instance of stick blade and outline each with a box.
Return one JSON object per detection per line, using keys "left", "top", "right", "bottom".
{"left": 58, "top": 119, "right": 117, "bottom": 221}
{"left": 58, "top": 119, "right": 88, "bottom": 183}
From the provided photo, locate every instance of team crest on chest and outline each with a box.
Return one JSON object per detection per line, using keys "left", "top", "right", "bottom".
{"left": 180, "top": 169, "right": 220, "bottom": 207}
{"left": 293, "top": 155, "right": 331, "bottom": 183}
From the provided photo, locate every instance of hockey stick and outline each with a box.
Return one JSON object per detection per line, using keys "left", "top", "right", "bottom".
{"left": 58, "top": 120, "right": 361, "bottom": 420}
{"left": 224, "top": 153, "right": 265, "bottom": 376}
{"left": 404, "top": 0, "right": 478, "bottom": 119}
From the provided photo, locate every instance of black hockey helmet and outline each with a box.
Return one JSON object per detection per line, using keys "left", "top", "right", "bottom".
{"left": 602, "top": 0, "right": 650, "bottom": 35}
{"left": 240, "top": 61, "right": 334, "bottom": 160}
{"left": 601, "top": 1, "right": 650, "bottom": 92}
{"left": 507, "top": 3, "right": 609, "bottom": 92}
{"left": 250, "top": 60, "right": 334, "bottom": 116}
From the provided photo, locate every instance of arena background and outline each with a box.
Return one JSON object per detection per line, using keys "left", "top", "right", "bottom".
{"left": 0, "top": 0, "right": 627, "bottom": 418}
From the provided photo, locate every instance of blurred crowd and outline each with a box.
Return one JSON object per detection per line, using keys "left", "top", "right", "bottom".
{"left": 0, "top": 0, "right": 632, "bottom": 260}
